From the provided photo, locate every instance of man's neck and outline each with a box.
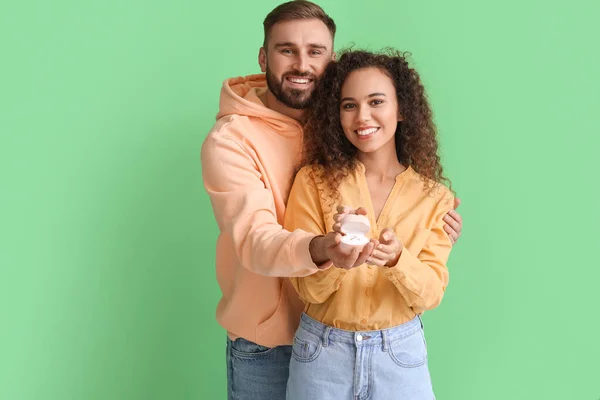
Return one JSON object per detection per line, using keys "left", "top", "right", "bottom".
{"left": 258, "top": 88, "right": 306, "bottom": 123}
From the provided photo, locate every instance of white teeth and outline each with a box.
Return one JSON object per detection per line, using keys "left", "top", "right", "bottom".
{"left": 288, "top": 78, "right": 310, "bottom": 84}
{"left": 357, "top": 128, "right": 378, "bottom": 136}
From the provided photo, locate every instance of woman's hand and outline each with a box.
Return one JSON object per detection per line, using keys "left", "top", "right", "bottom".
{"left": 367, "top": 228, "right": 403, "bottom": 267}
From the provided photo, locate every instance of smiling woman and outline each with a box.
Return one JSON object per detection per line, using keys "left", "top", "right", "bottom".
{"left": 303, "top": 50, "right": 450, "bottom": 210}
{"left": 340, "top": 67, "right": 401, "bottom": 154}
{"left": 284, "top": 49, "right": 455, "bottom": 399}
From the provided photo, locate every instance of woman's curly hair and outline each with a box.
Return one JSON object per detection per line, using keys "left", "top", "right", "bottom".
{"left": 302, "top": 49, "right": 451, "bottom": 209}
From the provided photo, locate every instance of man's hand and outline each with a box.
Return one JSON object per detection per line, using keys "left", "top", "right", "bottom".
{"left": 443, "top": 198, "right": 462, "bottom": 245}
{"left": 366, "top": 228, "right": 403, "bottom": 267}
{"left": 310, "top": 232, "right": 376, "bottom": 270}
{"left": 329, "top": 205, "right": 377, "bottom": 268}
{"left": 325, "top": 232, "right": 376, "bottom": 270}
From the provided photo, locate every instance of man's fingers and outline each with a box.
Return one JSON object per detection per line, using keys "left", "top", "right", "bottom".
{"left": 454, "top": 197, "right": 461, "bottom": 210}
{"left": 443, "top": 224, "right": 459, "bottom": 244}
{"left": 443, "top": 224, "right": 456, "bottom": 235}
{"left": 325, "top": 232, "right": 342, "bottom": 248}
{"left": 443, "top": 221, "right": 460, "bottom": 243}
{"left": 447, "top": 209, "right": 462, "bottom": 225}
{"left": 341, "top": 247, "right": 361, "bottom": 269}
{"left": 443, "top": 213, "right": 461, "bottom": 233}
{"left": 332, "top": 222, "right": 343, "bottom": 233}
{"left": 354, "top": 242, "right": 375, "bottom": 266}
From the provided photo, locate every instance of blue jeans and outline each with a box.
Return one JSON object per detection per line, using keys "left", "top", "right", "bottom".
{"left": 226, "top": 336, "right": 292, "bottom": 399}
{"left": 286, "top": 313, "right": 435, "bottom": 400}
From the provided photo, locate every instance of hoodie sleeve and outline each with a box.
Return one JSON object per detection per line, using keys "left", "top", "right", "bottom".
{"left": 201, "top": 132, "right": 321, "bottom": 278}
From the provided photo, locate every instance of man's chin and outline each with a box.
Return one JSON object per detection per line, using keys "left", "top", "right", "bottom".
{"left": 283, "top": 97, "right": 312, "bottom": 109}
{"left": 277, "top": 91, "right": 313, "bottom": 109}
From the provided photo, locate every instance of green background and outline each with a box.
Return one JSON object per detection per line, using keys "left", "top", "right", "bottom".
{"left": 1, "top": 0, "right": 599, "bottom": 399}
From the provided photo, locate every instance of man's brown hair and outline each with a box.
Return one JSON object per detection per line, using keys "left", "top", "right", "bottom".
{"left": 263, "top": 1, "right": 336, "bottom": 48}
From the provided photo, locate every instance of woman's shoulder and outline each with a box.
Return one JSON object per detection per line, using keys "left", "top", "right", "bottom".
{"left": 408, "top": 168, "right": 454, "bottom": 205}
{"left": 293, "top": 164, "right": 331, "bottom": 192}
{"left": 295, "top": 164, "right": 322, "bottom": 182}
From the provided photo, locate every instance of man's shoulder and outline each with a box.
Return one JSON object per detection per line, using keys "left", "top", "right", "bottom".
{"left": 202, "top": 113, "right": 272, "bottom": 165}
{"left": 207, "top": 114, "right": 248, "bottom": 139}
{"left": 211, "top": 106, "right": 277, "bottom": 139}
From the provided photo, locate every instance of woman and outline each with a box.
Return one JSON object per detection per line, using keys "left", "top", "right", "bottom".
{"left": 284, "top": 49, "right": 454, "bottom": 399}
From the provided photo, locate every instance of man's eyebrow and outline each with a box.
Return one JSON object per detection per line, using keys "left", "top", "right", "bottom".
{"left": 274, "top": 42, "right": 297, "bottom": 48}
{"left": 341, "top": 93, "right": 387, "bottom": 102}
{"left": 273, "top": 42, "right": 328, "bottom": 50}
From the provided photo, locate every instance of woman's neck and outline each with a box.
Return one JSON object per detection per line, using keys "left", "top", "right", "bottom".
{"left": 357, "top": 143, "right": 406, "bottom": 181}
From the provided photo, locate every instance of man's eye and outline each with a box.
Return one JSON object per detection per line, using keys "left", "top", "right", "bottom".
{"left": 311, "top": 50, "right": 322, "bottom": 56}
{"left": 281, "top": 49, "right": 293, "bottom": 55}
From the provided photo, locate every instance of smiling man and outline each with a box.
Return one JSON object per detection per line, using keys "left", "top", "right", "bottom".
{"left": 201, "top": 1, "right": 463, "bottom": 399}
{"left": 259, "top": 18, "right": 327, "bottom": 114}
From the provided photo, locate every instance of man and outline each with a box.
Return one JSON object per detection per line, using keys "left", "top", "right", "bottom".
{"left": 201, "top": 1, "right": 463, "bottom": 398}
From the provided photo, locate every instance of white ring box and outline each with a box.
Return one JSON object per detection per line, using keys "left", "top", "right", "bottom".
{"left": 339, "top": 214, "right": 370, "bottom": 253}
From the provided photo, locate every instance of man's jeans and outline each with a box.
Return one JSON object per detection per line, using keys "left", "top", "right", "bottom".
{"left": 226, "top": 336, "right": 292, "bottom": 399}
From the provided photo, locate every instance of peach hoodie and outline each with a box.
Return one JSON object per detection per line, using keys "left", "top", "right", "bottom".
{"left": 201, "top": 74, "right": 321, "bottom": 347}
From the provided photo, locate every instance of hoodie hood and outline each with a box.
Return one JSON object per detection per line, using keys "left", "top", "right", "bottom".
{"left": 216, "top": 74, "right": 303, "bottom": 137}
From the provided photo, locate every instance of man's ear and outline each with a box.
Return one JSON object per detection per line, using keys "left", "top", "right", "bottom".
{"left": 258, "top": 47, "right": 267, "bottom": 73}
{"left": 332, "top": 51, "right": 337, "bottom": 61}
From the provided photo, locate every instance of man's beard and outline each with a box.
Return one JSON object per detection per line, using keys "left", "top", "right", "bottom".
{"left": 265, "top": 68, "right": 317, "bottom": 110}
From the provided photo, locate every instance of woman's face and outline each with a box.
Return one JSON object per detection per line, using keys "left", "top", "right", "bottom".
{"left": 339, "top": 67, "right": 401, "bottom": 156}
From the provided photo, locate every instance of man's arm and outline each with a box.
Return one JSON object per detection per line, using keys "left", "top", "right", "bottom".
{"left": 334, "top": 198, "right": 463, "bottom": 245}
{"left": 201, "top": 133, "right": 321, "bottom": 278}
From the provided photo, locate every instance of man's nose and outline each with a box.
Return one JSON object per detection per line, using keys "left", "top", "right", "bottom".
{"left": 293, "top": 53, "right": 309, "bottom": 73}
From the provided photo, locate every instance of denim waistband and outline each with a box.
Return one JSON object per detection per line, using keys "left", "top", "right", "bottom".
{"left": 298, "top": 312, "right": 422, "bottom": 348}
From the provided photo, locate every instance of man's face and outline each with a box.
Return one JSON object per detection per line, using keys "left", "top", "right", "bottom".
{"left": 259, "top": 19, "right": 334, "bottom": 109}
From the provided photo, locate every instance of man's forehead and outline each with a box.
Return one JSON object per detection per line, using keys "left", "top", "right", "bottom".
{"left": 268, "top": 19, "right": 333, "bottom": 49}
